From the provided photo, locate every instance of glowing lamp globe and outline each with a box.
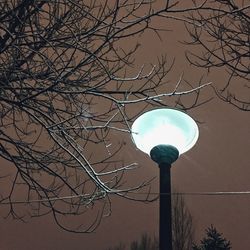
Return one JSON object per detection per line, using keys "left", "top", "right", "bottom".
{"left": 131, "top": 108, "right": 199, "bottom": 161}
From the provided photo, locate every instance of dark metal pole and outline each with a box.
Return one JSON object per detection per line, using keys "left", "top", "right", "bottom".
{"left": 150, "top": 144, "right": 179, "bottom": 250}
{"left": 159, "top": 162, "right": 172, "bottom": 250}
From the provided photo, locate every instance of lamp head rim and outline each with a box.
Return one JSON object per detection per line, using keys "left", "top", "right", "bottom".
{"left": 131, "top": 108, "right": 199, "bottom": 155}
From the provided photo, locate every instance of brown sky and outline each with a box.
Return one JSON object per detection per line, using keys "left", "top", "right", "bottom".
{"left": 0, "top": 1, "right": 249, "bottom": 250}
{"left": 0, "top": 97, "right": 249, "bottom": 250}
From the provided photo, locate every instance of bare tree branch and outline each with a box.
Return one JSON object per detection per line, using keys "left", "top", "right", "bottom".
{"left": 0, "top": 0, "right": 210, "bottom": 232}
{"left": 185, "top": 0, "right": 250, "bottom": 110}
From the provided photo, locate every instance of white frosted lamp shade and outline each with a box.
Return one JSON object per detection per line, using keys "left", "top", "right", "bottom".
{"left": 131, "top": 108, "right": 199, "bottom": 155}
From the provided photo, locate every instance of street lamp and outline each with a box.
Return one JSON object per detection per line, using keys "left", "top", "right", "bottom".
{"left": 131, "top": 108, "right": 199, "bottom": 250}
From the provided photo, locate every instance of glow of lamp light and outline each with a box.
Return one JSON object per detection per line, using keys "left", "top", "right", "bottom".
{"left": 131, "top": 108, "right": 199, "bottom": 155}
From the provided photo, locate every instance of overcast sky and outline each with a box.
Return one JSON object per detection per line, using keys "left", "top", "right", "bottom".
{"left": 0, "top": 2, "right": 249, "bottom": 250}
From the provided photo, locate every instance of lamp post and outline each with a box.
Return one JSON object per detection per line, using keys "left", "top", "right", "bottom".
{"left": 131, "top": 108, "right": 199, "bottom": 250}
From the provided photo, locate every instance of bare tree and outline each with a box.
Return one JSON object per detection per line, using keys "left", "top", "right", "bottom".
{"left": 106, "top": 192, "right": 194, "bottom": 250}
{"left": 185, "top": 0, "right": 250, "bottom": 110}
{"left": 0, "top": 0, "right": 209, "bottom": 232}
{"left": 172, "top": 192, "right": 194, "bottom": 250}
